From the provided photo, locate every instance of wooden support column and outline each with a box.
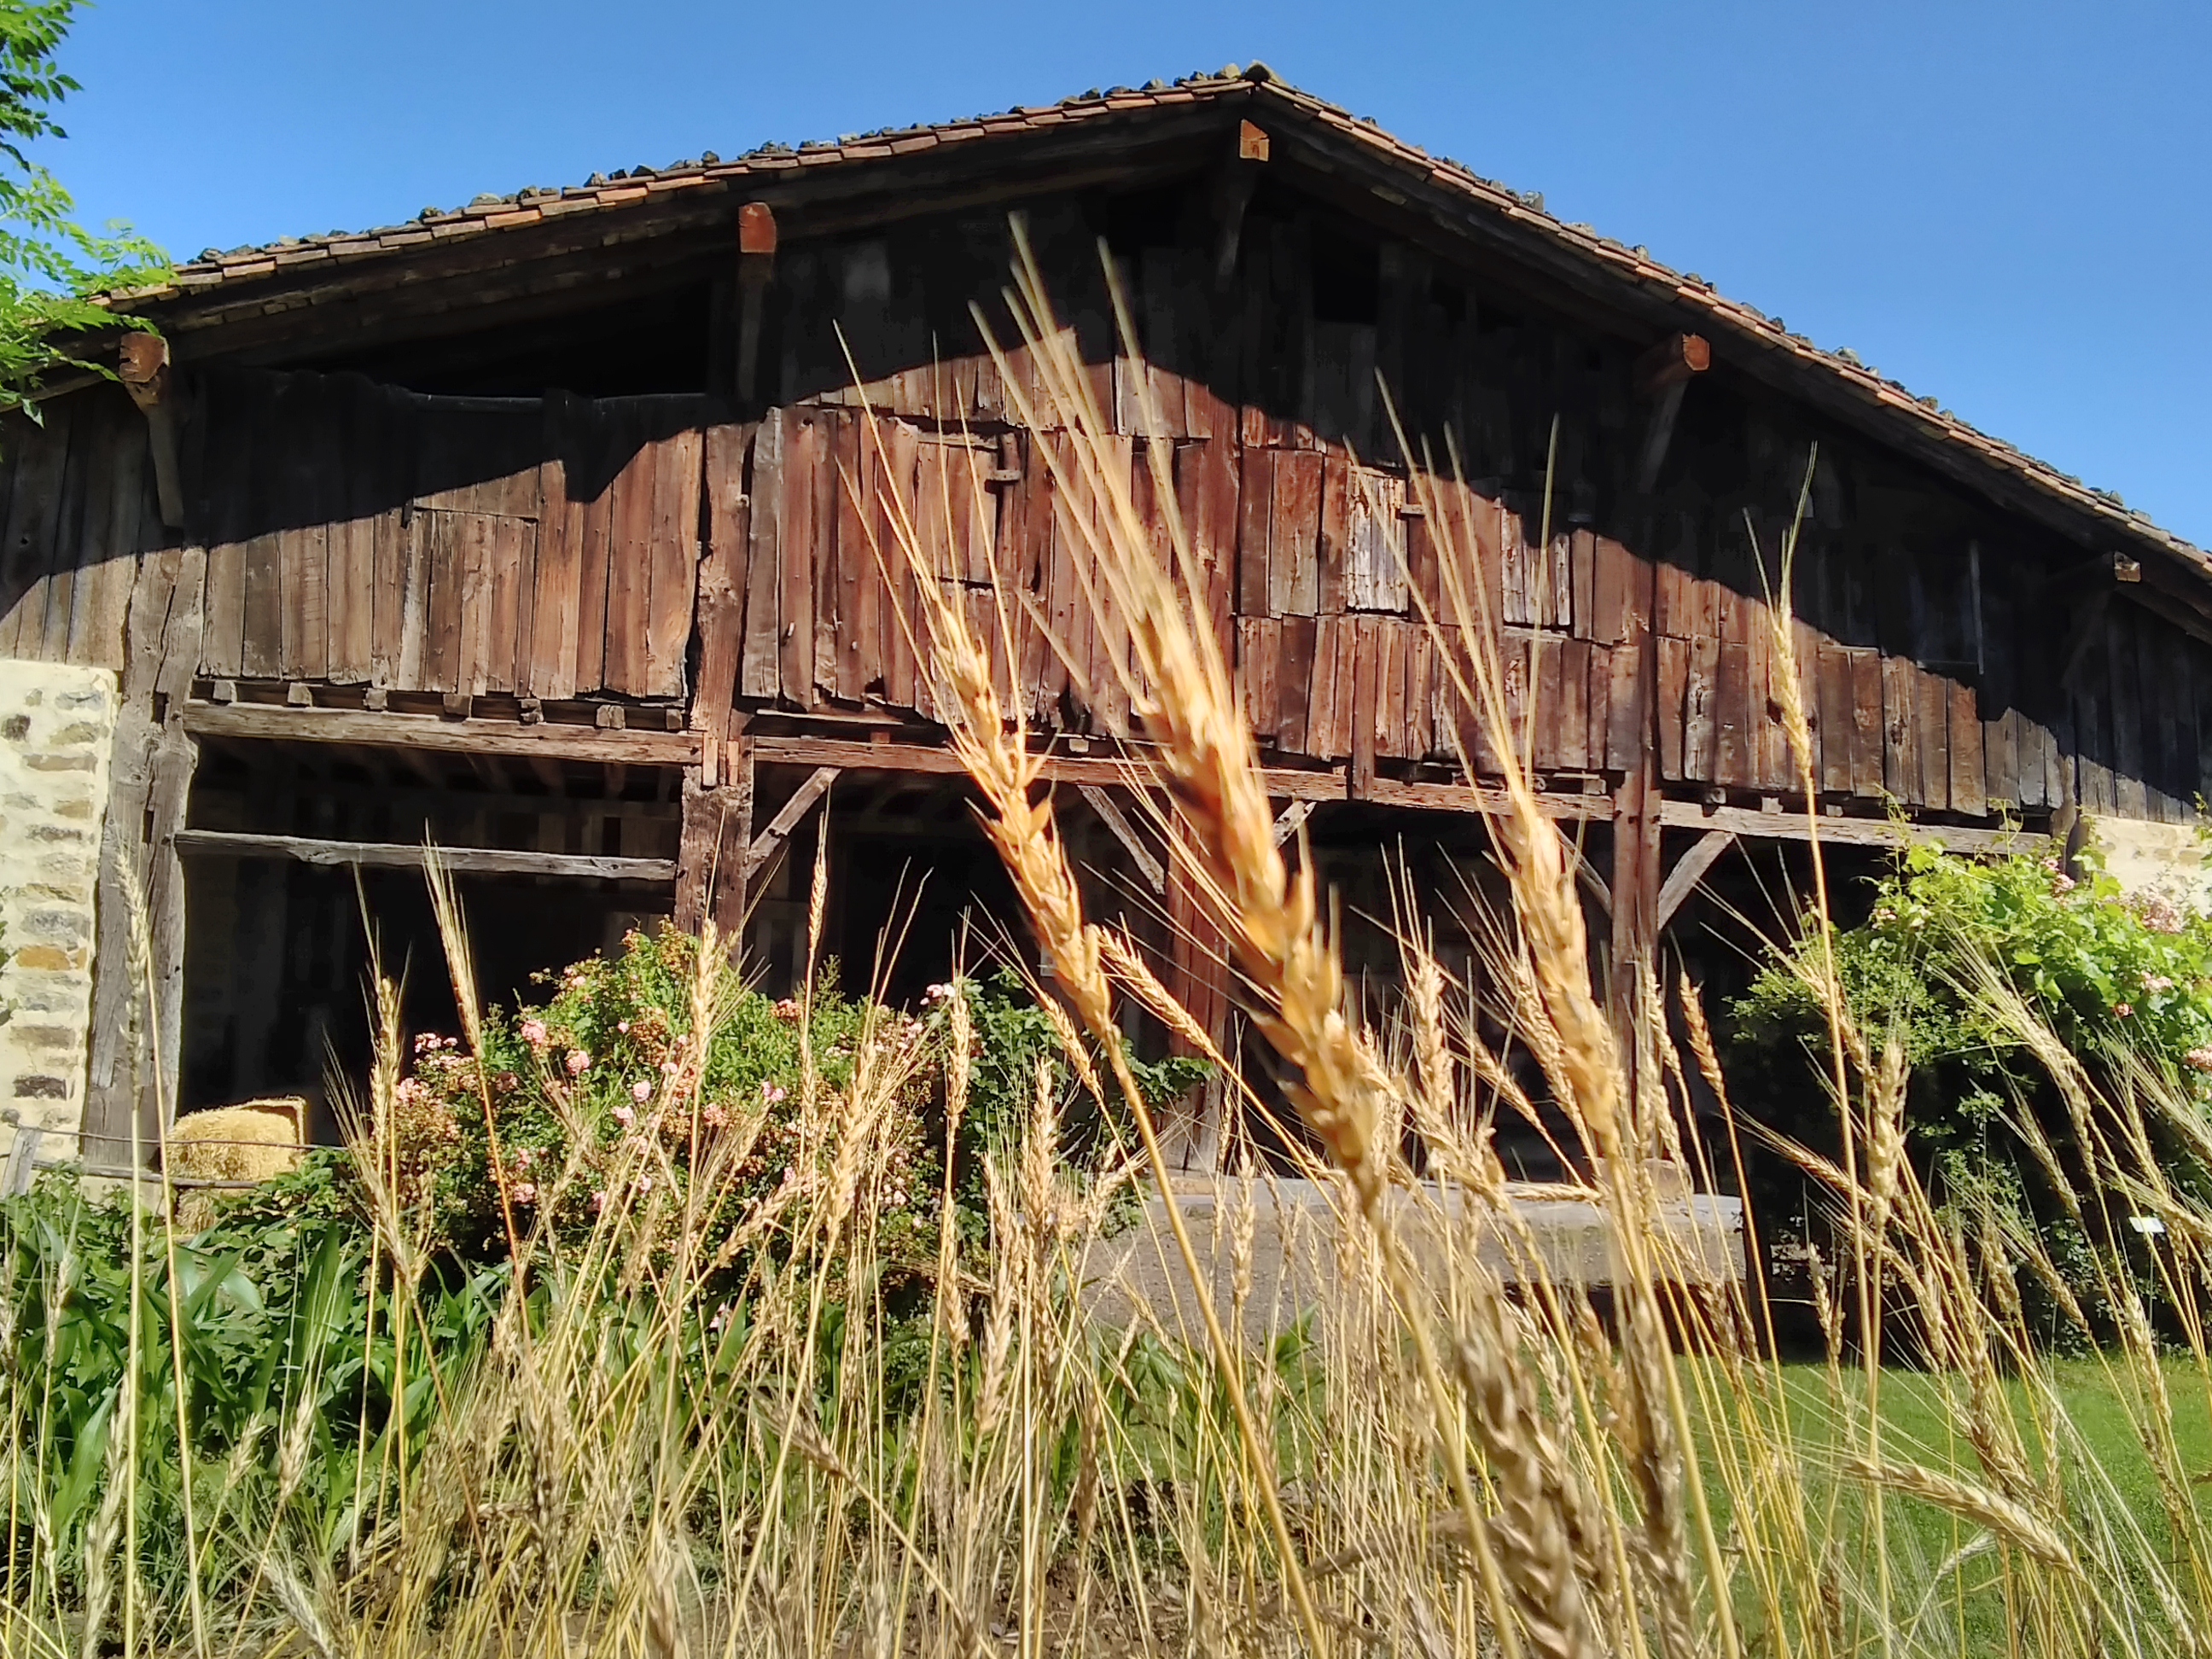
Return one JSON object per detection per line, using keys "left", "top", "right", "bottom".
{"left": 676, "top": 735, "right": 758, "bottom": 951}
{"left": 138, "top": 721, "right": 199, "bottom": 1135}
{"left": 86, "top": 544, "right": 204, "bottom": 1167}
{"left": 736, "top": 202, "right": 777, "bottom": 405}
{"left": 117, "top": 332, "right": 185, "bottom": 529}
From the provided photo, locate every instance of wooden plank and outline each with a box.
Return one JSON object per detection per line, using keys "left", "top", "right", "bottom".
{"left": 696, "top": 422, "right": 752, "bottom": 741}
{"left": 237, "top": 381, "right": 286, "bottom": 680}
{"left": 176, "top": 828, "right": 672, "bottom": 882}
{"left": 2, "top": 400, "right": 73, "bottom": 660}
{"left": 1714, "top": 639, "right": 1749, "bottom": 786}
{"left": 1948, "top": 678, "right": 1986, "bottom": 818}
{"left": 1237, "top": 445, "right": 1273, "bottom": 616}
{"left": 1913, "top": 663, "right": 1951, "bottom": 812}
{"left": 181, "top": 701, "right": 701, "bottom": 763}
{"left": 830, "top": 415, "right": 866, "bottom": 702}
{"left": 1658, "top": 798, "right": 2032, "bottom": 855}
{"left": 1316, "top": 453, "right": 1352, "bottom": 614}
{"left": 2105, "top": 607, "right": 2146, "bottom": 818}
{"left": 1269, "top": 448, "right": 1323, "bottom": 617}
{"left": 1656, "top": 636, "right": 1688, "bottom": 779}
{"left": 646, "top": 426, "right": 702, "bottom": 699}
{"left": 740, "top": 408, "right": 785, "bottom": 699}
{"left": 1683, "top": 634, "right": 1719, "bottom": 783}
{"left": 1569, "top": 530, "right": 1596, "bottom": 641}
{"left": 417, "top": 509, "right": 460, "bottom": 692}
{"left": 1278, "top": 614, "right": 1315, "bottom": 754}
{"left": 1881, "top": 655, "right": 1914, "bottom": 800}
{"left": 366, "top": 384, "right": 414, "bottom": 686}
{"left": 1848, "top": 649, "right": 1886, "bottom": 799}
{"left": 1815, "top": 643, "right": 1853, "bottom": 795}
{"left": 1557, "top": 637, "right": 1589, "bottom": 770}
{"left": 1350, "top": 617, "right": 1380, "bottom": 783}
{"left": 600, "top": 416, "right": 656, "bottom": 696}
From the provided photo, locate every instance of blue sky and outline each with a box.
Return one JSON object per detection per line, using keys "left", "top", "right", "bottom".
{"left": 38, "top": 2, "right": 2212, "bottom": 544}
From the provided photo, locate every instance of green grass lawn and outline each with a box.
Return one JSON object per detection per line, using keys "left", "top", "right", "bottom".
{"left": 1685, "top": 1356, "right": 2212, "bottom": 1650}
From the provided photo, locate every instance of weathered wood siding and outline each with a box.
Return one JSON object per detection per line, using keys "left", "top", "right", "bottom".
{"left": 2, "top": 191, "right": 2204, "bottom": 826}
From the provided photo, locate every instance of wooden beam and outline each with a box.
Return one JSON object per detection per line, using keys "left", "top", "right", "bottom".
{"left": 1212, "top": 119, "right": 1270, "bottom": 289}
{"left": 1655, "top": 830, "right": 1735, "bottom": 931}
{"left": 1633, "top": 332, "right": 1709, "bottom": 494}
{"left": 1271, "top": 797, "right": 1316, "bottom": 847}
{"left": 1352, "top": 772, "right": 1612, "bottom": 820}
{"left": 747, "top": 733, "right": 1349, "bottom": 800}
{"left": 181, "top": 701, "right": 701, "bottom": 765}
{"left": 173, "top": 828, "right": 675, "bottom": 882}
{"left": 1656, "top": 799, "right": 2034, "bottom": 855}
{"left": 736, "top": 201, "right": 777, "bottom": 404}
{"left": 1079, "top": 783, "right": 1165, "bottom": 893}
{"left": 744, "top": 764, "right": 839, "bottom": 876}
{"left": 116, "top": 331, "right": 184, "bottom": 528}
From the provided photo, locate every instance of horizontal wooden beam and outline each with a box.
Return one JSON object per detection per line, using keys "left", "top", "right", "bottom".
{"left": 173, "top": 829, "right": 674, "bottom": 882}
{"left": 182, "top": 701, "right": 701, "bottom": 765}
{"left": 1353, "top": 773, "right": 1612, "bottom": 820}
{"left": 747, "top": 734, "right": 1349, "bottom": 800}
{"left": 1657, "top": 800, "right": 2035, "bottom": 855}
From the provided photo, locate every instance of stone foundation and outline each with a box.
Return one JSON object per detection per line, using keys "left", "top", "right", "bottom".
{"left": 0, "top": 660, "right": 115, "bottom": 1152}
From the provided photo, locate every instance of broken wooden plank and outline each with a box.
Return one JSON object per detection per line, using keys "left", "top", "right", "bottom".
{"left": 174, "top": 828, "right": 674, "bottom": 882}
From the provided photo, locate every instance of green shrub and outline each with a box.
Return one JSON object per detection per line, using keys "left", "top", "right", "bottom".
{"left": 1730, "top": 842, "right": 2212, "bottom": 1337}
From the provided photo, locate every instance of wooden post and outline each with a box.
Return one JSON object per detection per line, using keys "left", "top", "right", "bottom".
{"left": 137, "top": 720, "right": 198, "bottom": 1142}
{"left": 713, "top": 736, "right": 755, "bottom": 956}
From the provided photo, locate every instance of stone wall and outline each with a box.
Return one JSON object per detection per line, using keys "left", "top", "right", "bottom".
{"left": 0, "top": 660, "right": 115, "bottom": 1152}
{"left": 2090, "top": 815, "right": 2212, "bottom": 911}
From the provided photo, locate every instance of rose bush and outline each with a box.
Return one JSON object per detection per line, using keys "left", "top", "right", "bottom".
{"left": 387, "top": 929, "right": 1208, "bottom": 1284}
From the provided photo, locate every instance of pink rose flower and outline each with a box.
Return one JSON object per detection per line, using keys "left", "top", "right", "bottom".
{"left": 566, "top": 1049, "right": 591, "bottom": 1075}
{"left": 519, "top": 1018, "right": 549, "bottom": 1049}
{"left": 512, "top": 1182, "right": 538, "bottom": 1206}
{"left": 613, "top": 1104, "right": 636, "bottom": 1129}
{"left": 631, "top": 1080, "right": 654, "bottom": 1105}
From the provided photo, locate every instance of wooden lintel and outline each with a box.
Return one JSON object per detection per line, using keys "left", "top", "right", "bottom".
{"left": 736, "top": 201, "right": 777, "bottom": 403}
{"left": 180, "top": 701, "right": 701, "bottom": 765}
{"left": 116, "top": 331, "right": 184, "bottom": 528}
{"left": 744, "top": 764, "right": 839, "bottom": 876}
{"left": 1079, "top": 783, "right": 1165, "bottom": 893}
{"left": 1655, "top": 830, "right": 1734, "bottom": 930}
{"left": 1212, "top": 120, "right": 1270, "bottom": 289}
{"left": 1656, "top": 799, "right": 2034, "bottom": 855}
{"left": 173, "top": 828, "right": 675, "bottom": 883}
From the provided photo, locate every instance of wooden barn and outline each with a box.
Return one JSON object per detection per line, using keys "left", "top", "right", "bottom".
{"left": 7, "top": 67, "right": 2205, "bottom": 1171}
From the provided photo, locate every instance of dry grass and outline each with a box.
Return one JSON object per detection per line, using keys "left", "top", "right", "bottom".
{"left": 8, "top": 243, "right": 2212, "bottom": 1658}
